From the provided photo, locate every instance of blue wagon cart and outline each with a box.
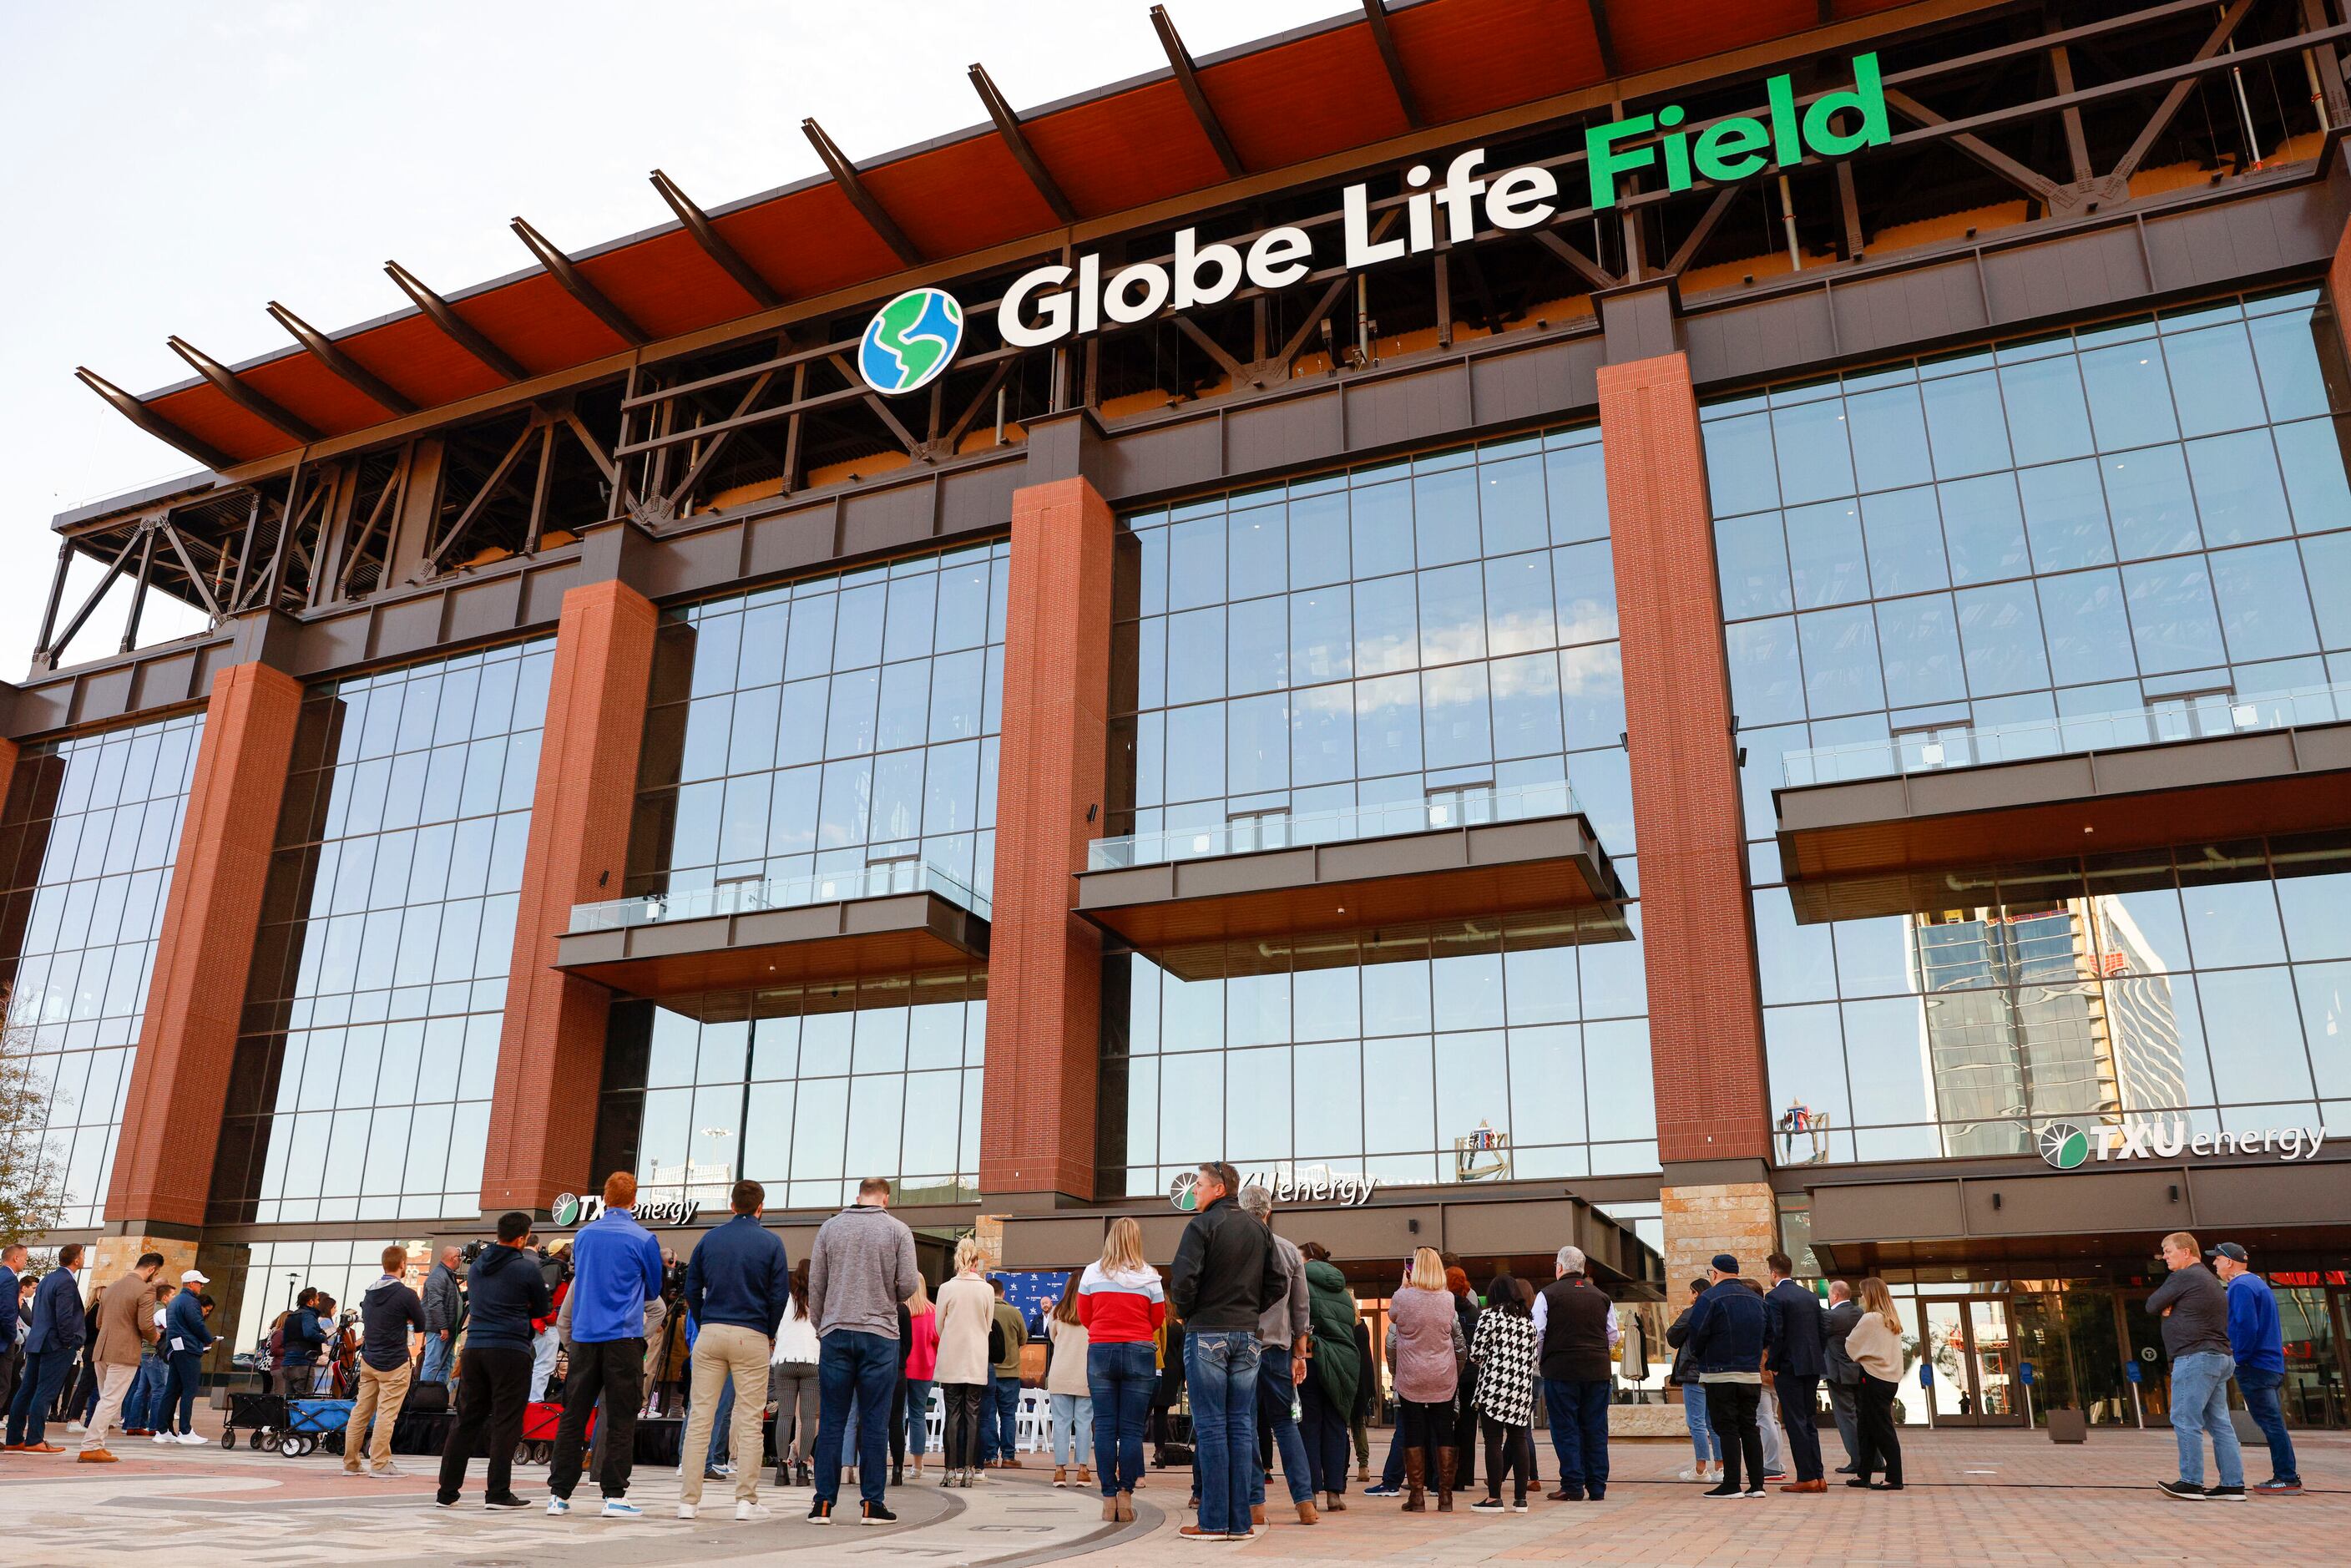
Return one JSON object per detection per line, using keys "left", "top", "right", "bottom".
{"left": 281, "top": 1397, "right": 354, "bottom": 1459}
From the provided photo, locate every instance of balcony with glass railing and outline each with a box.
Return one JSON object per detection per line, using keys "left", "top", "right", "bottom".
{"left": 1076, "top": 779, "right": 1624, "bottom": 978}
{"left": 558, "top": 860, "right": 990, "bottom": 998}
{"left": 1773, "top": 680, "right": 2351, "bottom": 915}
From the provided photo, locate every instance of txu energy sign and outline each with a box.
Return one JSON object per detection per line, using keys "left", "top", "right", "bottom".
{"left": 860, "top": 55, "right": 1888, "bottom": 388}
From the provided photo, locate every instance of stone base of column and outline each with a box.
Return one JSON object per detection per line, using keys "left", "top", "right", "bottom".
{"left": 89, "top": 1227, "right": 203, "bottom": 1286}
{"left": 1660, "top": 1162, "right": 1779, "bottom": 1285}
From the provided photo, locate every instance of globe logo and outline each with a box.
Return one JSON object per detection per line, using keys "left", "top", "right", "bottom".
{"left": 551, "top": 1192, "right": 581, "bottom": 1227}
{"left": 858, "top": 286, "right": 963, "bottom": 396}
{"left": 1168, "top": 1171, "right": 1200, "bottom": 1212}
{"left": 2037, "top": 1122, "right": 2091, "bottom": 1171}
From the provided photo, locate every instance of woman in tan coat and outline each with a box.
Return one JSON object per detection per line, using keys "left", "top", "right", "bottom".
{"left": 933, "top": 1238, "right": 996, "bottom": 1486}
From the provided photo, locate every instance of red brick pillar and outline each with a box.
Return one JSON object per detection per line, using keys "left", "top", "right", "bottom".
{"left": 1597, "top": 352, "right": 1773, "bottom": 1184}
{"left": 481, "top": 579, "right": 657, "bottom": 1212}
{"left": 104, "top": 661, "right": 304, "bottom": 1232}
{"left": 978, "top": 477, "right": 1115, "bottom": 1203}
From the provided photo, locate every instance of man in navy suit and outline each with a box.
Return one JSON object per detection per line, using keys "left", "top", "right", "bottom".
{"left": 4, "top": 1243, "right": 86, "bottom": 1453}
{"left": 1763, "top": 1252, "right": 1829, "bottom": 1492}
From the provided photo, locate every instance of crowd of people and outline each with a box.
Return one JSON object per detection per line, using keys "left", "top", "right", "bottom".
{"left": 0, "top": 1182, "right": 2305, "bottom": 1522}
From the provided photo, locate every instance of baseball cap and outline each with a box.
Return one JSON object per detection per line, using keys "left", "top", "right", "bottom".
{"left": 2206, "top": 1242, "right": 2248, "bottom": 1264}
{"left": 180, "top": 1269, "right": 210, "bottom": 1285}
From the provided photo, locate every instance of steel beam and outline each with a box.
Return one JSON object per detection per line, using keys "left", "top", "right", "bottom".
{"left": 165, "top": 336, "right": 321, "bottom": 444}
{"left": 73, "top": 368, "right": 235, "bottom": 472}
{"left": 649, "top": 169, "right": 784, "bottom": 310}
{"left": 512, "top": 216, "right": 651, "bottom": 346}
{"left": 384, "top": 260, "right": 529, "bottom": 382}
{"left": 266, "top": 301, "right": 419, "bottom": 415}
{"left": 1360, "top": 2, "right": 1423, "bottom": 128}
{"left": 802, "top": 118, "right": 926, "bottom": 266}
{"left": 970, "top": 63, "right": 1079, "bottom": 224}
{"left": 1150, "top": 6, "right": 1246, "bottom": 179}
{"left": 1587, "top": 0, "right": 1619, "bottom": 78}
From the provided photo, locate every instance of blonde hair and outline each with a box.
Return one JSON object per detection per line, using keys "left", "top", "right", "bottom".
{"left": 1100, "top": 1216, "right": 1146, "bottom": 1275}
{"left": 906, "top": 1273, "right": 933, "bottom": 1313}
{"left": 1407, "top": 1247, "right": 1446, "bottom": 1293}
{"left": 954, "top": 1237, "right": 986, "bottom": 1275}
{"left": 1857, "top": 1277, "right": 1902, "bottom": 1335}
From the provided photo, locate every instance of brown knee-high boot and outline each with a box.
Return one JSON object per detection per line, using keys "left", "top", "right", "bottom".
{"left": 1402, "top": 1448, "right": 1427, "bottom": 1511}
{"left": 1437, "top": 1447, "right": 1457, "bottom": 1511}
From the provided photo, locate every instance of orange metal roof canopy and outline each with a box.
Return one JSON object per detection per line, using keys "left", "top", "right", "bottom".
{"left": 110, "top": 0, "right": 1920, "bottom": 470}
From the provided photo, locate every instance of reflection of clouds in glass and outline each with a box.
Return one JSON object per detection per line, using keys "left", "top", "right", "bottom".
{"left": 1352, "top": 674, "right": 1418, "bottom": 717}
{"left": 1559, "top": 642, "right": 1621, "bottom": 697}
{"left": 1560, "top": 595, "right": 1618, "bottom": 645}
{"left": 1420, "top": 665, "right": 1484, "bottom": 711}
{"left": 1488, "top": 607, "right": 1555, "bottom": 657}
{"left": 1355, "top": 628, "right": 1418, "bottom": 675}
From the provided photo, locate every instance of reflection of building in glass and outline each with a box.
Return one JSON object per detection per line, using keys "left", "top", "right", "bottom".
{"left": 1909, "top": 895, "right": 2189, "bottom": 1157}
{"left": 642, "top": 1156, "right": 736, "bottom": 1206}
{"left": 2086, "top": 898, "right": 2189, "bottom": 1123}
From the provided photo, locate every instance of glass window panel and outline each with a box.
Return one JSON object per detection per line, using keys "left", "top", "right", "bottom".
{"left": 1875, "top": 593, "right": 1967, "bottom": 708}
{"left": 1288, "top": 492, "right": 1350, "bottom": 589}
{"left": 1543, "top": 438, "right": 1610, "bottom": 543}
{"left": 2186, "top": 430, "right": 2293, "bottom": 544}
{"left": 1725, "top": 617, "right": 1806, "bottom": 726}
{"left": 1954, "top": 580, "right": 2050, "bottom": 695}
{"left": 823, "top": 669, "right": 879, "bottom": 758}
{"left": 1859, "top": 487, "right": 1949, "bottom": 597}
{"left": 1353, "top": 675, "right": 1422, "bottom": 776}
{"left": 1786, "top": 501, "right": 1868, "bottom": 609}
{"left": 1350, "top": 482, "right": 1414, "bottom": 578}
{"left": 1756, "top": 889, "right": 1837, "bottom": 1004}
{"left": 2162, "top": 324, "right": 2268, "bottom": 438}
{"left": 1703, "top": 412, "right": 1780, "bottom": 518}
{"left": 1288, "top": 589, "right": 1352, "bottom": 685}
{"left": 1478, "top": 457, "right": 1549, "bottom": 556}
{"left": 2273, "top": 417, "right": 2351, "bottom": 535}
{"left": 1999, "top": 353, "right": 2096, "bottom": 466}
{"left": 1164, "top": 704, "right": 1226, "bottom": 805}
{"left": 2197, "top": 969, "right": 2314, "bottom": 1103}
{"left": 1923, "top": 369, "right": 2013, "bottom": 478}
{"left": 875, "top": 661, "right": 931, "bottom": 752}
{"left": 1229, "top": 505, "right": 1287, "bottom": 597}
{"left": 2080, "top": 340, "right": 2181, "bottom": 449}
{"left": 2104, "top": 446, "right": 2202, "bottom": 559}
{"left": 1227, "top": 597, "right": 1287, "bottom": 695}
{"left": 1796, "top": 604, "right": 1884, "bottom": 717}
{"left": 1772, "top": 397, "right": 1857, "bottom": 505}
{"left": 1226, "top": 695, "right": 1289, "bottom": 795}
{"left": 1224, "top": 1045, "right": 1292, "bottom": 1161}
{"left": 2017, "top": 460, "right": 2116, "bottom": 571}
{"left": 1554, "top": 542, "right": 1618, "bottom": 644}
{"left": 2207, "top": 541, "right": 2320, "bottom": 664}
{"left": 2039, "top": 568, "right": 2138, "bottom": 687}
{"left": 1716, "top": 511, "right": 1793, "bottom": 620}
{"left": 1842, "top": 997, "right": 1936, "bottom": 1125}
{"left": 2244, "top": 309, "right": 2333, "bottom": 421}
{"left": 1484, "top": 554, "right": 1555, "bottom": 655}
{"left": 1413, "top": 467, "right": 1479, "bottom": 567}
{"left": 1166, "top": 609, "right": 1228, "bottom": 705}
{"left": 1765, "top": 1004, "right": 1851, "bottom": 1132}
{"left": 2121, "top": 556, "right": 2227, "bottom": 674}
{"left": 2181, "top": 861, "right": 2288, "bottom": 969}
{"left": 1363, "top": 1034, "right": 1434, "bottom": 1151}
{"left": 2306, "top": 533, "right": 2351, "bottom": 651}
{"left": 832, "top": 584, "right": 885, "bottom": 670}
{"left": 1844, "top": 385, "right": 1935, "bottom": 494}
{"left": 1937, "top": 474, "right": 2030, "bottom": 585}
{"left": 817, "top": 758, "right": 872, "bottom": 847}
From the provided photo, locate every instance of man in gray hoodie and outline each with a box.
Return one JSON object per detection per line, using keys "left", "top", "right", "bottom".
{"left": 1241, "top": 1184, "right": 1317, "bottom": 1526}
{"left": 805, "top": 1176, "right": 918, "bottom": 1526}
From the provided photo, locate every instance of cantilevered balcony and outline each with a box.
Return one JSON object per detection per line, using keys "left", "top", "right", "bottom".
{"left": 556, "top": 862, "right": 989, "bottom": 1001}
{"left": 1775, "top": 683, "right": 2351, "bottom": 922}
{"left": 1077, "top": 783, "right": 1626, "bottom": 980}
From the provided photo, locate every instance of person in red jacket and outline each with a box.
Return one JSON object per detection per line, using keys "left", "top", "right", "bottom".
{"left": 1075, "top": 1217, "right": 1166, "bottom": 1522}
{"left": 529, "top": 1247, "right": 571, "bottom": 1404}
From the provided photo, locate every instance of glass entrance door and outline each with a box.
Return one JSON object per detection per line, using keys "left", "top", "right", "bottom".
{"left": 1918, "top": 1298, "right": 2026, "bottom": 1425}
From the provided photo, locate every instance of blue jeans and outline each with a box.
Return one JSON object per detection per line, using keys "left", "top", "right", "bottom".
{"left": 986, "top": 1373, "right": 1020, "bottom": 1461}
{"left": 904, "top": 1378, "right": 932, "bottom": 1456}
{"left": 2235, "top": 1367, "right": 2298, "bottom": 1483}
{"left": 6, "top": 1348, "right": 74, "bottom": 1447}
{"left": 814, "top": 1331, "right": 898, "bottom": 1509}
{"left": 1542, "top": 1377, "right": 1611, "bottom": 1498}
{"left": 1088, "top": 1341, "right": 1155, "bottom": 1498}
{"left": 1050, "top": 1392, "right": 1093, "bottom": 1466}
{"left": 1184, "top": 1332, "right": 1261, "bottom": 1535}
{"left": 167, "top": 1349, "right": 205, "bottom": 1434}
{"left": 419, "top": 1333, "right": 452, "bottom": 1384}
{"left": 1250, "top": 1350, "right": 1313, "bottom": 1506}
{"left": 124, "top": 1357, "right": 169, "bottom": 1429}
{"left": 707, "top": 1375, "right": 735, "bottom": 1467}
{"left": 2167, "top": 1350, "right": 2244, "bottom": 1489}
{"left": 1681, "top": 1382, "right": 1719, "bottom": 1464}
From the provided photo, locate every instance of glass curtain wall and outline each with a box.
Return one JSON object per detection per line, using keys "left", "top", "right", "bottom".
{"left": 1105, "top": 427, "right": 1655, "bottom": 1196}
{"left": 0, "top": 711, "right": 202, "bottom": 1229}
{"left": 592, "top": 541, "right": 1009, "bottom": 1207}
{"left": 1704, "top": 286, "right": 2351, "bottom": 1160}
{"left": 208, "top": 640, "right": 554, "bottom": 1224}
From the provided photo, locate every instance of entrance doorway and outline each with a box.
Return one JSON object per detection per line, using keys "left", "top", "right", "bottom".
{"left": 1918, "top": 1298, "right": 2025, "bottom": 1424}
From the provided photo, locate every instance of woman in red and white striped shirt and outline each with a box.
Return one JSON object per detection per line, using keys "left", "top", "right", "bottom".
{"left": 1075, "top": 1218, "right": 1165, "bottom": 1521}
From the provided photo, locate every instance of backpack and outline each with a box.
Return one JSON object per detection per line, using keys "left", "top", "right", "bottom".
{"left": 988, "top": 1316, "right": 1007, "bottom": 1365}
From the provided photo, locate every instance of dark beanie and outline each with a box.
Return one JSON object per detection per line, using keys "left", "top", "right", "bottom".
{"left": 1711, "top": 1253, "right": 1740, "bottom": 1274}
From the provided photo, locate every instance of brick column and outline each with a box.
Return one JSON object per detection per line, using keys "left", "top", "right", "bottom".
{"left": 1598, "top": 350, "right": 1780, "bottom": 1267}
{"left": 978, "top": 477, "right": 1115, "bottom": 1204}
{"left": 104, "top": 661, "right": 304, "bottom": 1232}
{"left": 481, "top": 579, "right": 657, "bottom": 1213}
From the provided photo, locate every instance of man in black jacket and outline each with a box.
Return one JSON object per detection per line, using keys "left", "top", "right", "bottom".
{"left": 1167, "top": 1161, "right": 1285, "bottom": 1541}
{"left": 1534, "top": 1245, "right": 1615, "bottom": 1501}
{"left": 278, "top": 1287, "right": 326, "bottom": 1399}
{"left": 1822, "top": 1281, "right": 1863, "bottom": 1474}
{"left": 346, "top": 1246, "right": 427, "bottom": 1478}
{"left": 436, "top": 1214, "right": 554, "bottom": 1511}
{"left": 1762, "top": 1252, "right": 1828, "bottom": 1491}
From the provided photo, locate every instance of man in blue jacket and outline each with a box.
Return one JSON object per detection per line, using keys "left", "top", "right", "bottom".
{"left": 1682, "top": 1253, "right": 1768, "bottom": 1500}
{"left": 436, "top": 1212, "right": 553, "bottom": 1510}
{"left": 0, "top": 1243, "right": 25, "bottom": 1418}
{"left": 4, "top": 1243, "right": 87, "bottom": 1453}
{"left": 2212, "top": 1242, "right": 2298, "bottom": 1495}
{"left": 1763, "top": 1252, "right": 1829, "bottom": 1492}
{"left": 277, "top": 1287, "right": 326, "bottom": 1399}
{"left": 677, "top": 1179, "right": 789, "bottom": 1522}
{"left": 547, "top": 1171, "right": 666, "bottom": 1520}
{"left": 161, "top": 1273, "right": 215, "bottom": 1442}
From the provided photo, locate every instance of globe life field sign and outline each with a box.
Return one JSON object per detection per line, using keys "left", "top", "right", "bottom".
{"left": 859, "top": 55, "right": 1888, "bottom": 380}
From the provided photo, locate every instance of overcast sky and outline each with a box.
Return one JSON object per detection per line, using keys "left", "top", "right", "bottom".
{"left": 0, "top": 0, "right": 1343, "bottom": 676}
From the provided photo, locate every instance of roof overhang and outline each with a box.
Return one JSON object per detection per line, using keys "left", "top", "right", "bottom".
{"left": 1802, "top": 1147, "right": 2351, "bottom": 1273}
{"left": 553, "top": 888, "right": 988, "bottom": 1003}
{"left": 1075, "top": 811, "right": 1625, "bottom": 979}
{"left": 1775, "top": 720, "right": 2351, "bottom": 923}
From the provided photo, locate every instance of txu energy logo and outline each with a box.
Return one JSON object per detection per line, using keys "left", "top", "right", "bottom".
{"left": 2037, "top": 1122, "right": 2092, "bottom": 1171}
{"left": 859, "top": 286, "right": 964, "bottom": 395}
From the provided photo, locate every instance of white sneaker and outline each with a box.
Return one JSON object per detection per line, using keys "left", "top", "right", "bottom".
{"left": 154, "top": 1432, "right": 176, "bottom": 1445}
{"left": 735, "top": 1501, "right": 770, "bottom": 1521}
{"left": 179, "top": 1432, "right": 209, "bottom": 1445}
{"left": 66, "top": 1423, "right": 86, "bottom": 1436}
{"left": 715, "top": 1462, "right": 736, "bottom": 1476}
{"left": 676, "top": 1504, "right": 697, "bottom": 1520}
{"left": 599, "top": 1500, "right": 642, "bottom": 1520}
{"left": 547, "top": 1498, "right": 570, "bottom": 1516}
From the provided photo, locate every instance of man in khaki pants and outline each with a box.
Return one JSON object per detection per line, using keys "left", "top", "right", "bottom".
{"left": 83, "top": 1252, "right": 166, "bottom": 1461}
{"left": 345, "top": 1245, "right": 427, "bottom": 1476}
{"left": 677, "top": 1180, "right": 791, "bottom": 1521}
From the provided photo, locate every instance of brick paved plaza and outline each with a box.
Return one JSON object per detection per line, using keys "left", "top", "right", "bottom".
{"left": 0, "top": 1417, "right": 2339, "bottom": 1567}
